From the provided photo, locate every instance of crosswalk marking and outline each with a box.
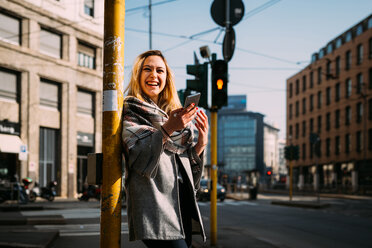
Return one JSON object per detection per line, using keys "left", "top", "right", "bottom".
{"left": 35, "top": 223, "right": 129, "bottom": 237}
{"left": 198, "top": 200, "right": 258, "bottom": 207}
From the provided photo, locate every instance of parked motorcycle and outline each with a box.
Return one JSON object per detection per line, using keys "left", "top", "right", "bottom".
{"left": 78, "top": 185, "right": 101, "bottom": 201}
{"left": 28, "top": 181, "right": 58, "bottom": 202}
{"left": 0, "top": 179, "right": 28, "bottom": 204}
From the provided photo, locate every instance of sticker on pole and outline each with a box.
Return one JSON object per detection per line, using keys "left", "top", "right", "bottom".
{"left": 103, "top": 90, "right": 118, "bottom": 112}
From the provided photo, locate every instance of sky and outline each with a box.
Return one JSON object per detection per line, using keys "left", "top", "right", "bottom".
{"left": 123, "top": 0, "right": 372, "bottom": 139}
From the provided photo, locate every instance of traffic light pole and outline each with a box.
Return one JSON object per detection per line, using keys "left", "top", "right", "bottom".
{"left": 101, "top": 1, "right": 125, "bottom": 247}
{"left": 210, "top": 108, "right": 218, "bottom": 246}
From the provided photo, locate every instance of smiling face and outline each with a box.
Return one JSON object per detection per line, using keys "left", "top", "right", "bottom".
{"left": 139, "top": 55, "right": 167, "bottom": 104}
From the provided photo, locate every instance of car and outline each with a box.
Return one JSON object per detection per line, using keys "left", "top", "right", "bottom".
{"left": 196, "top": 179, "right": 226, "bottom": 202}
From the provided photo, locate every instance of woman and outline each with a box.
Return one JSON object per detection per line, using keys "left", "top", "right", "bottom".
{"left": 122, "top": 50, "right": 208, "bottom": 248}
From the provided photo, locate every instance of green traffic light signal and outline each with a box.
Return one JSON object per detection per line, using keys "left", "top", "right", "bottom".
{"left": 212, "top": 59, "right": 228, "bottom": 108}
{"left": 186, "top": 62, "right": 208, "bottom": 109}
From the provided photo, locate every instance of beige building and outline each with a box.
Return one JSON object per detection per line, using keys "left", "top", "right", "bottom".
{"left": 0, "top": 0, "right": 104, "bottom": 198}
{"left": 286, "top": 14, "right": 372, "bottom": 194}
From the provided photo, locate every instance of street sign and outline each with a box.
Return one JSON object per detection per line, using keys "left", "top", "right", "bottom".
{"left": 210, "top": 0, "right": 245, "bottom": 27}
{"left": 223, "top": 27, "right": 236, "bottom": 62}
{"left": 19, "top": 144, "right": 27, "bottom": 161}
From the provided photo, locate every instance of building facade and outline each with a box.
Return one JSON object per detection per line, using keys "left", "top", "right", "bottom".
{"left": 263, "top": 123, "right": 280, "bottom": 184}
{"left": 0, "top": 0, "right": 104, "bottom": 198}
{"left": 286, "top": 14, "right": 372, "bottom": 194}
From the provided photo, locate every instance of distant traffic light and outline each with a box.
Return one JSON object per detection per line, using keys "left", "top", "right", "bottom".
{"left": 284, "top": 145, "right": 300, "bottom": 161}
{"left": 212, "top": 59, "right": 228, "bottom": 108}
{"left": 186, "top": 62, "right": 208, "bottom": 109}
{"left": 266, "top": 170, "right": 272, "bottom": 176}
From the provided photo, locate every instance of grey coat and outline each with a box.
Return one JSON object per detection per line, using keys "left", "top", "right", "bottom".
{"left": 125, "top": 130, "right": 206, "bottom": 242}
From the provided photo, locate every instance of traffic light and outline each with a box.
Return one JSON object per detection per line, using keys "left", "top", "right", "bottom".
{"left": 186, "top": 62, "right": 208, "bottom": 109}
{"left": 284, "top": 145, "right": 300, "bottom": 161}
{"left": 266, "top": 170, "right": 272, "bottom": 176}
{"left": 212, "top": 59, "right": 228, "bottom": 108}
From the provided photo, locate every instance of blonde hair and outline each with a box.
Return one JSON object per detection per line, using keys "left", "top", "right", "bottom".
{"left": 124, "top": 50, "right": 181, "bottom": 115}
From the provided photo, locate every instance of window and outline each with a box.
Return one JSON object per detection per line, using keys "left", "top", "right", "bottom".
{"left": 39, "top": 127, "right": 60, "bottom": 187}
{"left": 369, "top": 68, "right": 372, "bottom": 89}
{"left": 310, "top": 118, "right": 314, "bottom": 133}
{"left": 357, "top": 44, "right": 363, "bottom": 64}
{"left": 355, "top": 24, "right": 363, "bottom": 36}
{"left": 0, "top": 12, "right": 21, "bottom": 45}
{"left": 77, "top": 90, "right": 94, "bottom": 116}
{"left": 335, "top": 136, "right": 340, "bottom": 155}
{"left": 345, "top": 31, "right": 352, "bottom": 43}
{"left": 345, "top": 134, "right": 351, "bottom": 153}
{"left": 326, "top": 112, "right": 331, "bottom": 131}
{"left": 0, "top": 68, "right": 19, "bottom": 102}
{"left": 326, "top": 60, "right": 332, "bottom": 80}
{"left": 309, "top": 94, "right": 314, "bottom": 111}
{"left": 369, "top": 128, "right": 372, "bottom": 151}
{"left": 369, "top": 98, "right": 372, "bottom": 120}
{"left": 78, "top": 42, "right": 96, "bottom": 69}
{"left": 289, "top": 104, "right": 293, "bottom": 119}
{"left": 289, "top": 125, "right": 293, "bottom": 137}
{"left": 326, "top": 87, "right": 331, "bottom": 105}
{"left": 317, "top": 67, "right": 322, "bottom": 84}
{"left": 309, "top": 72, "right": 314, "bottom": 88}
{"left": 357, "top": 102, "right": 363, "bottom": 123}
{"left": 315, "top": 140, "right": 322, "bottom": 158}
{"left": 335, "top": 56, "right": 340, "bottom": 76}
{"left": 84, "top": 0, "right": 94, "bottom": 17}
{"left": 295, "top": 123, "right": 299, "bottom": 139}
{"left": 39, "top": 79, "right": 60, "bottom": 109}
{"left": 327, "top": 43, "right": 333, "bottom": 54}
{"left": 335, "top": 83, "right": 340, "bottom": 102}
{"left": 302, "top": 143, "right": 306, "bottom": 160}
{"left": 319, "top": 48, "right": 325, "bottom": 59}
{"left": 302, "top": 98, "right": 306, "bottom": 114}
{"left": 356, "top": 131, "right": 362, "bottom": 152}
{"left": 326, "top": 138, "right": 331, "bottom": 157}
{"left": 317, "top": 115, "right": 322, "bottom": 134}
{"left": 345, "top": 50, "right": 351, "bottom": 70}
{"left": 335, "top": 37, "right": 342, "bottom": 49}
{"left": 295, "top": 101, "right": 299, "bottom": 117}
{"left": 39, "top": 28, "right": 62, "bottom": 59}
{"left": 356, "top": 73, "right": 363, "bottom": 94}
{"left": 302, "top": 75, "right": 306, "bottom": 92}
{"left": 345, "top": 78, "right": 352, "bottom": 98}
{"left": 345, "top": 106, "right": 351, "bottom": 125}
{"left": 295, "top": 79, "right": 299, "bottom": 95}
{"left": 335, "top": 109, "right": 340, "bottom": 128}
{"left": 302, "top": 121, "right": 306, "bottom": 137}
{"left": 289, "top": 83, "right": 293, "bottom": 98}
{"left": 369, "top": 17, "right": 372, "bottom": 29}
{"left": 317, "top": 91, "right": 322, "bottom": 109}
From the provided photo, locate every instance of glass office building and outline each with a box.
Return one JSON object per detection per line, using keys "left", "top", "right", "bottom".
{"left": 207, "top": 95, "right": 265, "bottom": 181}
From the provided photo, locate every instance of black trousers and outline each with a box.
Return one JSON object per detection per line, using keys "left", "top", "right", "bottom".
{"left": 143, "top": 165, "right": 196, "bottom": 248}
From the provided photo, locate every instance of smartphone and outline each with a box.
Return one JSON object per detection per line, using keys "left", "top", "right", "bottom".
{"left": 184, "top": 93, "right": 201, "bottom": 108}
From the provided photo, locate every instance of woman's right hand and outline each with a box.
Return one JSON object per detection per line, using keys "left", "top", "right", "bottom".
{"left": 162, "top": 103, "right": 198, "bottom": 136}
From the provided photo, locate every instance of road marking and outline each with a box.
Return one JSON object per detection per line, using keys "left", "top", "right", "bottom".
{"left": 35, "top": 223, "right": 129, "bottom": 237}
{"left": 198, "top": 201, "right": 258, "bottom": 207}
{"left": 21, "top": 208, "right": 127, "bottom": 219}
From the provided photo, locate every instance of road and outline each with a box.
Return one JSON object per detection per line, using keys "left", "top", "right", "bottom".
{"left": 3, "top": 194, "right": 372, "bottom": 248}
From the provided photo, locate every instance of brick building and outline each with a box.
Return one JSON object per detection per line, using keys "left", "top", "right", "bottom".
{"left": 0, "top": 0, "right": 104, "bottom": 198}
{"left": 286, "top": 14, "right": 372, "bottom": 194}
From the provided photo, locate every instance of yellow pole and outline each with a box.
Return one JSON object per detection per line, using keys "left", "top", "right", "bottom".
{"left": 101, "top": 1, "right": 125, "bottom": 247}
{"left": 289, "top": 160, "right": 293, "bottom": 201}
{"left": 210, "top": 109, "right": 218, "bottom": 246}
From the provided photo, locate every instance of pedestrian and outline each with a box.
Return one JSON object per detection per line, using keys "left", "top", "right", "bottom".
{"left": 122, "top": 50, "right": 208, "bottom": 248}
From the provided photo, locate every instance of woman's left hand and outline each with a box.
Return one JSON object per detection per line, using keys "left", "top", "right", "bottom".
{"left": 194, "top": 110, "right": 209, "bottom": 156}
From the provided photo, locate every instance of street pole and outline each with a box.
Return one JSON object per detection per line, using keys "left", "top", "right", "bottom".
{"left": 289, "top": 159, "right": 293, "bottom": 201}
{"left": 210, "top": 108, "right": 218, "bottom": 246}
{"left": 101, "top": 1, "right": 125, "bottom": 247}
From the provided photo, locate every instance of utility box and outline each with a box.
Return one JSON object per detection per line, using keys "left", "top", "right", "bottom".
{"left": 87, "top": 153, "right": 103, "bottom": 185}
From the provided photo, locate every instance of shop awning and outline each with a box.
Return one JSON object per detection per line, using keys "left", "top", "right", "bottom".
{"left": 0, "top": 134, "right": 22, "bottom": 153}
